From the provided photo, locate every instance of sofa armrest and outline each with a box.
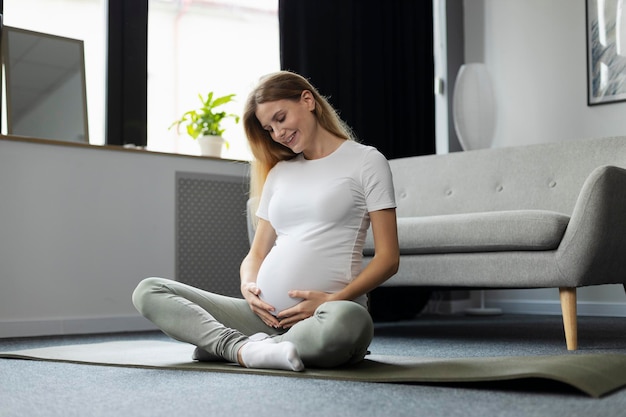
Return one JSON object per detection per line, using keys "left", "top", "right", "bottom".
{"left": 556, "top": 165, "right": 626, "bottom": 286}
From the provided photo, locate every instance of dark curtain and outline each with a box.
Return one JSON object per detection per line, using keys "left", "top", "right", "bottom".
{"left": 279, "top": 0, "right": 435, "bottom": 159}
{"left": 107, "top": 0, "right": 148, "bottom": 146}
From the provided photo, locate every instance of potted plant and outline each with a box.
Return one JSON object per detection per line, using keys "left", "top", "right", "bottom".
{"left": 170, "top": 92, "right": 240, "bottom": 157}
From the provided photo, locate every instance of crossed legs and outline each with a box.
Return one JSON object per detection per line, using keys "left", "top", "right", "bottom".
{"left": 132, "top": 277, "right": 373, "bottom": 370}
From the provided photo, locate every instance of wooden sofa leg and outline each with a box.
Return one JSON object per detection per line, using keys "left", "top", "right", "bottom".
{"left": 559, "top": 287, "right": 578, "bottom": 351}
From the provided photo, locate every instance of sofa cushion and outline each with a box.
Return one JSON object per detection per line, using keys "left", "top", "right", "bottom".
{"left": 364, "top": 210, "right": 569, "bottom": 255}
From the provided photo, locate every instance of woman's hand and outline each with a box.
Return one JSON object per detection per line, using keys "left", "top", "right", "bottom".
{"left": 241, "top": 282, "right": 280, "bottom": 328}
{"left": 240, "top": 219, "right": 279, "bottom": 328}
{"left": 276, "top": 290, "right": 332, "bottom": 328}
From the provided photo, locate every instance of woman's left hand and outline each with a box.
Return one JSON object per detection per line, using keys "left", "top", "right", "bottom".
{"left": 276, "top": 290, "right": 332, "bottom": 328}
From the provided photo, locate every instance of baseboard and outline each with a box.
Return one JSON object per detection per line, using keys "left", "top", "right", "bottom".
{"left": 2, "top": 301, "right": 624, "bottom": 339}
{"left": 424, "top": 297, "right": 626, "bottom": 317}
{"left": 0, "top": 315, "right": 158, "bottom": 339}
{"left": 489, "top": 299, "right": 626, "bottom": 317}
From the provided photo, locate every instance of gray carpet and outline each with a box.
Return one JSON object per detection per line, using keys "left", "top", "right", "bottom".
{"left": 2, "top": 314, "right": 626, "bottom": 417}
{"left": 2, "top": 340, "right": 626, "bottom": 398}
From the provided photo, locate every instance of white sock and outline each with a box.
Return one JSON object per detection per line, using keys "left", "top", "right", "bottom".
{"left": 239, "top": 339, "right": 304, "bottom": 372}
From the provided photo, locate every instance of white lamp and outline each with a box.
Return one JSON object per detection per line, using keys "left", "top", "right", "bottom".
{"left": 452, "top": 63, "right": 495, "bottom": 151}
{"left": 453, "top": 63, "right": 501, "bottom": 315}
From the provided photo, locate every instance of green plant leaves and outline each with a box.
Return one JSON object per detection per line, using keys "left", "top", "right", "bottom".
{"left": 170, "top": 92, "right": 240, "bottom": 140}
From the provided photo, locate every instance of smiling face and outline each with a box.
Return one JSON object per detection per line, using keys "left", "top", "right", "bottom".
{"left": 255, "top": 90, "right": 317, "bottom": 155}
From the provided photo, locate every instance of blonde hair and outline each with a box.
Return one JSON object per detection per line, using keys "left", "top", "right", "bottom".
{"left": 244, "top": 71, "right": 355, "bottom": 201}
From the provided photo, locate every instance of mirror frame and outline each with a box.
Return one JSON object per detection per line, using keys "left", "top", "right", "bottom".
{"left": 1, "top": 26, "right": 89, "bottom": 143}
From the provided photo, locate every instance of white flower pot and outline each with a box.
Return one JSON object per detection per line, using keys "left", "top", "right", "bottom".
{"left": 197, "top": 135, "right": 225, "bottom": 158}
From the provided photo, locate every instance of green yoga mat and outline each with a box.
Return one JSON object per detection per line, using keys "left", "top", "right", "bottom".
{"left": 1, "top": 340, "right": 625, "bottom": 398}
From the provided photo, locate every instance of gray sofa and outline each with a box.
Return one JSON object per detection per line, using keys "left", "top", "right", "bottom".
{"left": 364, "top": 136, "right": 626, "bottom": 350}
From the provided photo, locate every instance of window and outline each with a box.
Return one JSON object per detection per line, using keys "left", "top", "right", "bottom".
{"left": 147, "top": 0, "right": 279, "bottom": 160}
{"left": 3, "top": 0, "right": 279, "bottom": 160}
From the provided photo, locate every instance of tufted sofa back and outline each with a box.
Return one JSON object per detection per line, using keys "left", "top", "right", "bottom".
{"left": 389, "top": 136, "right": 626, "bottom": 218}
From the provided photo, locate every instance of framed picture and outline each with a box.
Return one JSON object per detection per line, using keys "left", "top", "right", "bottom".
{"left": 586, "top": 0, "right": 626, "bottom": 105}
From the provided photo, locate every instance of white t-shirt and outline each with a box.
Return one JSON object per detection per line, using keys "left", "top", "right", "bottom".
{"left": 255, "top": 140, "right": 396, "bottom": 314}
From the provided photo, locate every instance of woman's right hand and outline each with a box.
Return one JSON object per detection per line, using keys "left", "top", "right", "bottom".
{"left": 240, "top": 218, "right": 279, "bottom": 328}
{"left": 241, "top": 282, "right": 279, "bottom": 328}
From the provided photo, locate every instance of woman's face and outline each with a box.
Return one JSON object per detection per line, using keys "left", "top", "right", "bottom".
{"left": 255, "top": 90, "right": 316, "bottom": 155}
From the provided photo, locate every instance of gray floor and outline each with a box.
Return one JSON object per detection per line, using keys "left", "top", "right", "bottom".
{"left": 1, "top": 314, "right": 626, "bottom": 417}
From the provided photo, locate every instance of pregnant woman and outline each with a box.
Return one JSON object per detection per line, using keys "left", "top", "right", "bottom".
{"left": 132, "top": 71, "right": 399, "bottom": 371}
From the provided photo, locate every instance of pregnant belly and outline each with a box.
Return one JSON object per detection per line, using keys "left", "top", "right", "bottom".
{"left": 256, "top": 239, "right": 343, "bottom": 315}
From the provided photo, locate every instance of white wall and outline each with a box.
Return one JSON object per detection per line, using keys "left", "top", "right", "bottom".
{"left": 0, "top": 138, "right": 249, "bottom": 337}
{"left": 466, "top": 0, "right": 626, "bottom": 148}
{"left": 464, "top": 0, "right": 626, "bottom": 316}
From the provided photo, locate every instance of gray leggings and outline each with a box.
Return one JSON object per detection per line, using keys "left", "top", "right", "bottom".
{"left": 132, "top": 277, "right": 374, "bottom": 368}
